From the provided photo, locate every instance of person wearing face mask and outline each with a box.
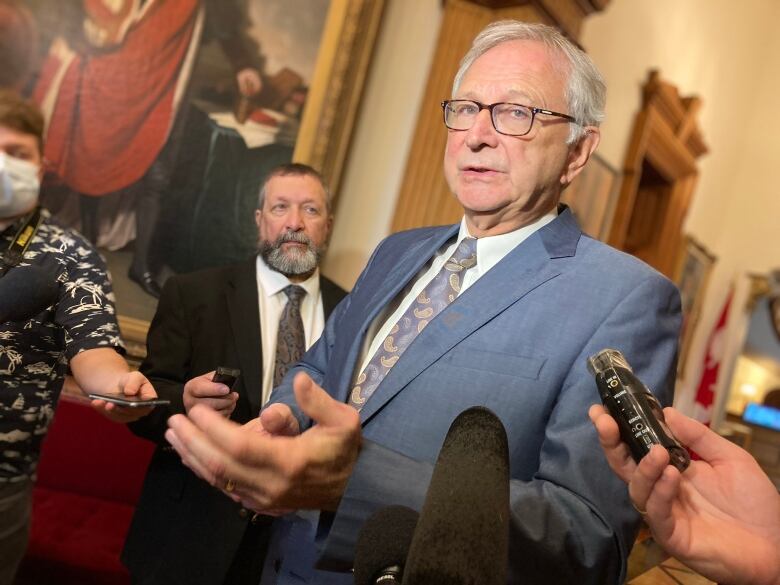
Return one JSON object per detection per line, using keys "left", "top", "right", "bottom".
{"left": 0, "top": 149, "right": 38, "bottom": 220}
{"left": 0, "top": 89, "right": 159, "bottom": 585}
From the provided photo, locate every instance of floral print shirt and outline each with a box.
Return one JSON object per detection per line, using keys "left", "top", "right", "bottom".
{"left": 0, "top": 209, "right": 124, "bottom": 481}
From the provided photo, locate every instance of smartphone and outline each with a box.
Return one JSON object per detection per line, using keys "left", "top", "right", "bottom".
{"left": 212, "top": 366, "right": 240, "bottom": 390}
{"left": 587, "top": 348, "right": 690, "bottom": 472}
{"left": 87, "top": 391, "right": 171, "bottom": 408}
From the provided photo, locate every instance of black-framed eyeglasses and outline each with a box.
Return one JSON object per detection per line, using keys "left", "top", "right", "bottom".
{"left": 441, "top": 99, "right": 578, "bottom": 137}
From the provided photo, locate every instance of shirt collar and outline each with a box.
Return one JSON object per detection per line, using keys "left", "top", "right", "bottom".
{"left": 457, "top": 209, "right": 558, "bottom": 275}
{"left": 255, "top": 254, "right": 321, "bottom": 299}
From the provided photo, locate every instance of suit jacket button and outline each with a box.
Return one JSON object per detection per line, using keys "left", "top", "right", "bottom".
{"left": 238, "top": 507, "right": 249, "bottom": 519}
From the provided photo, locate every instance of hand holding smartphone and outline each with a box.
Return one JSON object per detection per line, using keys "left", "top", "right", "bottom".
{"left": 87, "top": 391, "right": 170, "bottom": 408}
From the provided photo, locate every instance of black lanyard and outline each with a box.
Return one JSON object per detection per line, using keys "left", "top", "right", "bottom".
{"left": 0, "top": 206, "right": 43, "bottom": 278}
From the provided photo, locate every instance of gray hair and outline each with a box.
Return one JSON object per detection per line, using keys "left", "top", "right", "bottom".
{"left": 452, "top": 21, "right": 606, "bottom": 144}
{"left": 257, "top": 162, "right": 332, "bottom": 213}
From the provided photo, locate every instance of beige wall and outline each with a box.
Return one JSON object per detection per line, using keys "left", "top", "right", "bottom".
{"left": 321, "top": 0, "right": 443, "bottom": 289}
{"left": 324, "top": 0, "right": 780, "bottom": 418}
{"left": 582, "top": 0, "right": 779, "bottom": 262}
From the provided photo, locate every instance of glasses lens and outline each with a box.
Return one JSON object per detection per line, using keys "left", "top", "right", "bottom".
{"left": 444, "top": 100, "right": 479, "bottom": 130}
{"left": 493, "top": 103, "right": 533, "bottom": 135}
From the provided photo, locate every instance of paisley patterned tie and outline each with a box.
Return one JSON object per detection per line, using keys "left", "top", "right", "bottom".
{"left": 273, "top": 285, "right": 307, "bottom": 387}
{"left": 348, "top": 237, "right": 477, "bottom": 410}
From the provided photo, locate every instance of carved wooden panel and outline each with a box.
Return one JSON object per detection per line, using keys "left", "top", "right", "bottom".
{"left": 607, "top": 70, "right": 708, "bottom": 278}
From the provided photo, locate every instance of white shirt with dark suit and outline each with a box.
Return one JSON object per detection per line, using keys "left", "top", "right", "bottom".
{"left": 123, "top": 257, "right": 346, "bottom": 585}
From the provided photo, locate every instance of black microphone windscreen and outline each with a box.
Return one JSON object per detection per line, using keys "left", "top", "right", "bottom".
{"left": 0, "top": 264, "right": 60, "bottom": 323}
{"left": 354, "top": 505, "right": 419, "bottom": 585}
{"left": 404, "top": 406, "right": 509, "bottom": 585}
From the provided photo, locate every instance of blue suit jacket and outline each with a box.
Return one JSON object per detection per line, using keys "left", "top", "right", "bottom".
{"left": 265, "top": 208, "right": 681, "bottom": 584}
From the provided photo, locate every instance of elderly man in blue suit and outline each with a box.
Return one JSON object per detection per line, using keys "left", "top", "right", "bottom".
{"left": 166, "top": 20, "right": 682, "bottom": 584}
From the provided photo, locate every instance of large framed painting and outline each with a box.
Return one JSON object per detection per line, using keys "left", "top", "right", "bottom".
{"left": 2, "top": 0, "right": 384, "bottom": 358}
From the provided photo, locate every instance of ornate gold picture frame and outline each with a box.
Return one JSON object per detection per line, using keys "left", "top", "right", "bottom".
{"left": 8, "top": 0, "right": 384, "bottom": 359}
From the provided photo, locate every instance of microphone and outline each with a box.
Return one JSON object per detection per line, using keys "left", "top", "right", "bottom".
{"left": 404, "top": 406, "right": 509, "bottom": 585}
{"left": 588, "top": 348, "right": 690, "bottom": 471}
{"left": 353, "top": 505, "right": 419, "bottom": 585}
{"left": 0, "top": 265, "right": 60, "bottom": 322}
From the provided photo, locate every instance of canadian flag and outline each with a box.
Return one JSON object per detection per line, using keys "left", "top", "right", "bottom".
{"left": 692, "top": 289, "right": 733, "bottom": 425}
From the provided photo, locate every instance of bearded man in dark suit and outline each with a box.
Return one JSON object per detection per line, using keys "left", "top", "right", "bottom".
{"left": 122, "top": 163, "right": 347, "bottom": 585}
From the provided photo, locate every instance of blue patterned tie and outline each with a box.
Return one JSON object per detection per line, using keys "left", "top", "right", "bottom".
{"left": 273, "top": 285, "right": 307, "bottom": 387}
{"left": 348, "top": 238, "right": 477, "bottom": 410}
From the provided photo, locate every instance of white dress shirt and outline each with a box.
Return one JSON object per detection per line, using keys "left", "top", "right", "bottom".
{"left": 356, "top": 211, "right": 558, "bottom": 378}
{"left": 256, "top": 255, "right": 325, "bottom": 405}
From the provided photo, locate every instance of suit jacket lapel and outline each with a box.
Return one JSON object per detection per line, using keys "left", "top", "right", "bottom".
{"left": 361, "top": 226, "right": 460, "bottom": 323}
{"left": 226, "top": 260, "right": 264, "bottom": 417}
{"left": 332, "top": 226, "right": 459, "bottom": 402}
{"left": 358, "top": 209, "right": 582, "bottom": 423}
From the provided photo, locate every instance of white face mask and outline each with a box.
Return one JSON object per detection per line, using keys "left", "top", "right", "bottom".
{"left": 0, "top": 152, "right": 40, "bottom": 219}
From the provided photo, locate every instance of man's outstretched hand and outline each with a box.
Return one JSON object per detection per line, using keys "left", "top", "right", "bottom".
{"left": 166, "top": 373, "right": 362, "bottom": 513}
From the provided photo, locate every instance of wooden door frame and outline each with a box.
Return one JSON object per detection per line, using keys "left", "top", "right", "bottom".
{"left": 607, "top": 70, "right": 708, "bottom": 278}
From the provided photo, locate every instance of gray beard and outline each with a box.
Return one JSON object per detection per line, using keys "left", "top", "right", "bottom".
{"left": 258, "top": 230, "right": 323, "bottom": 278}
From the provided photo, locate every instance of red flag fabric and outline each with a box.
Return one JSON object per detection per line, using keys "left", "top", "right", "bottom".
{"left": 692, "top": 289, "right": 733, "bottom": 426}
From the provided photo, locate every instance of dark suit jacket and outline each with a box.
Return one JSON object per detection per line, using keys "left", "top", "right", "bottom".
{"left": 121, "top": 259, "right": 346, "bottom": 585}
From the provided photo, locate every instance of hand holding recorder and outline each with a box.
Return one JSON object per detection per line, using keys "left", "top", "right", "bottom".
{"left": 182, "top": 367, "right": 240, "bottom": 417}
{"left": 589, "top": 402, "right": 780, "bottom": 585}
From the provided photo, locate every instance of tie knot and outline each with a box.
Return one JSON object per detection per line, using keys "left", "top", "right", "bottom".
{"left": 446, "top": 237, "right": 477, "bottom": 270}
{"left": 283, "top": 285, "right": 306, "bottom": 306}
